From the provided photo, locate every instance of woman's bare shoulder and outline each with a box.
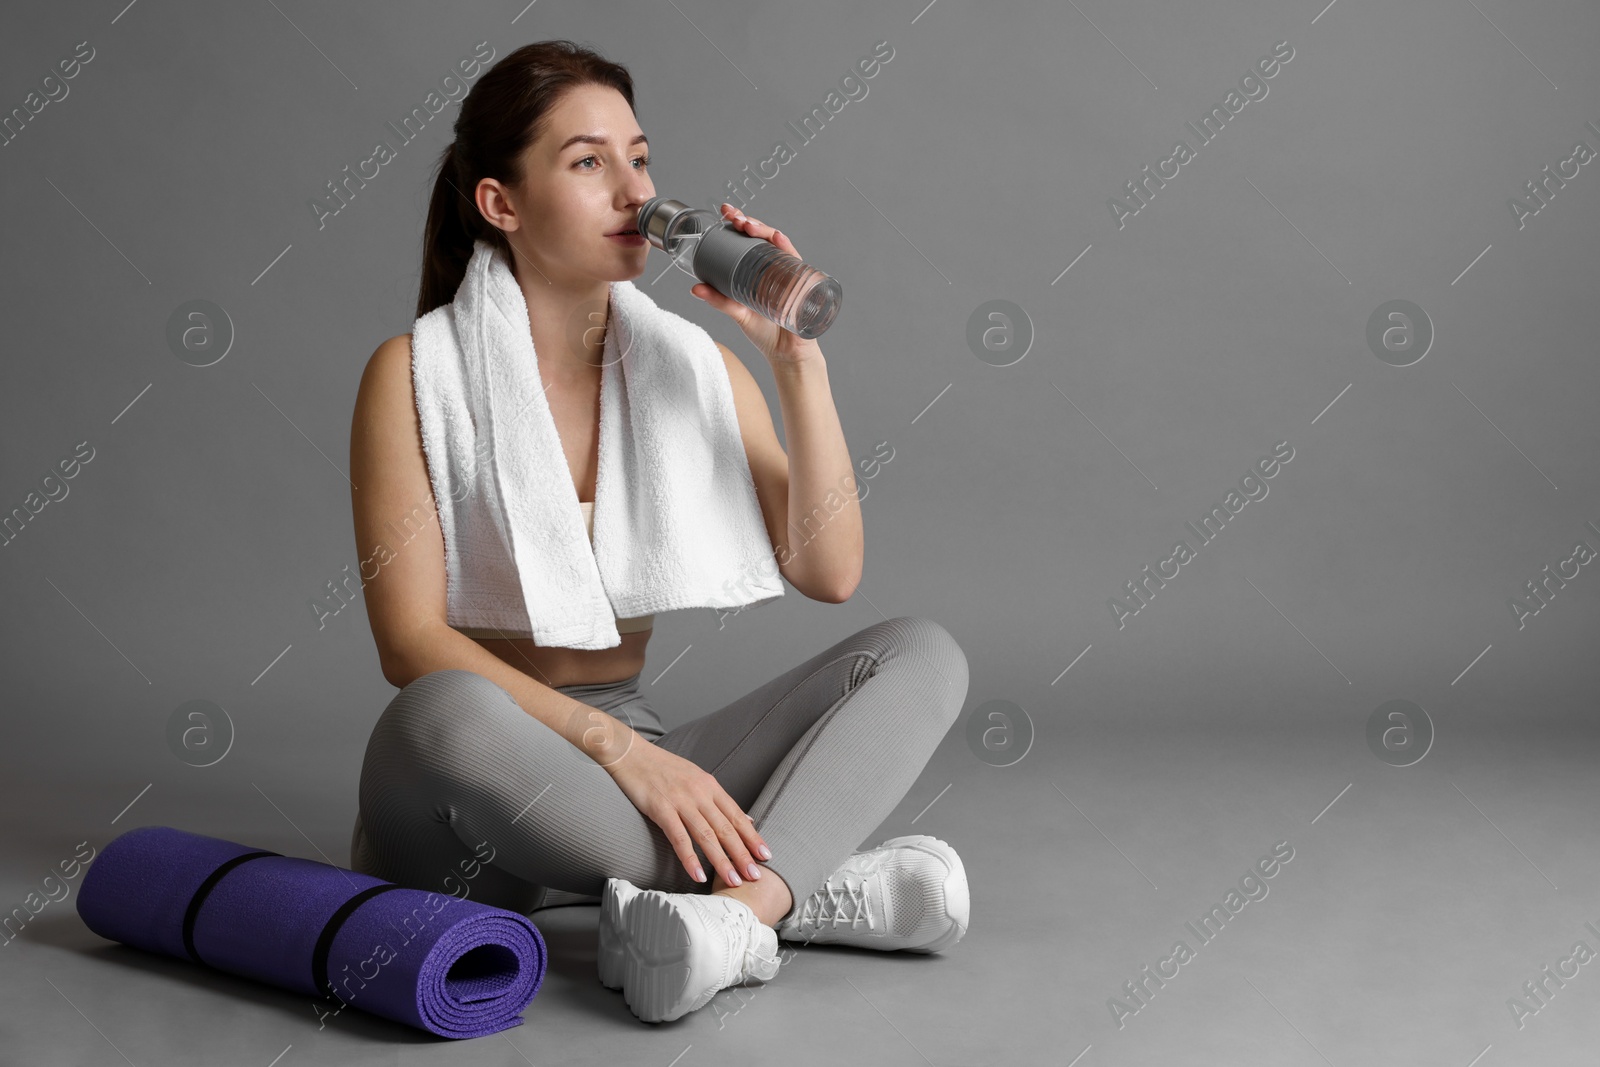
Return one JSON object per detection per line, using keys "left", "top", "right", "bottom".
{"left": 360, "top": 334, "right": 416, "bottom": 396}
{"left": 370, "top": 332, "right": 414, "bottom": 370}
{"left": 354, "top": 334, "right": 420, "bottom": 436}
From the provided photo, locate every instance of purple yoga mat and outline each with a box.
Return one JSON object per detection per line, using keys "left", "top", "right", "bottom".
{"left": 76, "top": 825, "right": 548, "bottom": 1038}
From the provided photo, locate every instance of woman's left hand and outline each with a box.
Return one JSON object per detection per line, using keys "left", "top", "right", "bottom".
{"left": 690, "top": 203, "right": 823, "bottom": 366}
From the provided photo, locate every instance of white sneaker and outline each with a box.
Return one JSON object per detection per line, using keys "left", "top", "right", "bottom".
{"left": 775, "top": 835, "right": 969, "bottom": 954}
{"left": 597, "top": 877, "right": 783, "bottom": 1023}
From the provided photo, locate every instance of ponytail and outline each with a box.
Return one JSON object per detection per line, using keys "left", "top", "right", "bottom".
{"left": 416, "top": 141, "right": 494, "bottom": 320}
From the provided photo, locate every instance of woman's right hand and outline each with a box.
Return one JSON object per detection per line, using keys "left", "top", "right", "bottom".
{"left": 600, "top": 737, "right": 773, "bottom": 887}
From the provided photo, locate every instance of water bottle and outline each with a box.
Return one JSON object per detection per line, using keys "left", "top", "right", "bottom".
{"left": 636, "top": 196, "right": 843, "bottom": 340}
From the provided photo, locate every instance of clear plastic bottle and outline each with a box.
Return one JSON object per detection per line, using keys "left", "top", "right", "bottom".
{"left": 636, "top": 197, "right": 843, "bottom": 340}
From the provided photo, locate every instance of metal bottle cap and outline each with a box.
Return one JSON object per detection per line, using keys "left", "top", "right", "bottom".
{"left": 637, "top": 196, "right": 691, "bottom": 250}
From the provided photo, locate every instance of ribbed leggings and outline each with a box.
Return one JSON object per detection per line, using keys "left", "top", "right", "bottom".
{"left": 348, "top": 616, "right": 969, "bottom": 926}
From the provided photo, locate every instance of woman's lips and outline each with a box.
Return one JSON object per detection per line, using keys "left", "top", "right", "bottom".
{"left": 607, "top": 232, "right": 646, "bottom": 246}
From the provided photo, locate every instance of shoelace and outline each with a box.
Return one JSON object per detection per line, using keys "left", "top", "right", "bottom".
{"left": 798, "top": 874, "right": 876, "bottom": 932}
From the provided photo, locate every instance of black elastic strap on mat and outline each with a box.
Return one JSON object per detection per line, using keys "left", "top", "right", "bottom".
{"left": 312, "top": 883, "right": 407, "bottom": 1004}
{"left": 182, "top": 850, "right": 282, "bottom": 965}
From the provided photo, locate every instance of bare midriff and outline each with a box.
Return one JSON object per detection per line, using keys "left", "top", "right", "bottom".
{"left": 461, "top": 628, "right": 651, "bottom": 689}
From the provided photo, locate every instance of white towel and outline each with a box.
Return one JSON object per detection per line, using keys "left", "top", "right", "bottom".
{"left": 410, "top": 238, "right": 784, "bottom": 649}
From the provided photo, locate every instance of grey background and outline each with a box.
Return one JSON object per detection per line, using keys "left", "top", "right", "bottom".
{"left": 3, "top": 0, "right": 1598, "bottom": 1063}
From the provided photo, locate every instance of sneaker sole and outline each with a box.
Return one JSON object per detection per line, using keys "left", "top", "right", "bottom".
{"left": 597, "top": 877, "right": 637, "bottom": 991}
{"left": 878, "top": 835, "right": 969, "bottom": 954}
{"left": 612, "top": 889, "right": 727, "bottom": 1023}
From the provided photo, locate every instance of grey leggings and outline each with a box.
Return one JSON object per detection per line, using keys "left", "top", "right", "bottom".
{"left": 348, "top": 616, "right": 969, "bottom": 925}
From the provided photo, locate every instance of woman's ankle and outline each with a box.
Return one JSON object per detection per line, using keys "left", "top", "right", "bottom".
{"left": 710, "top": 864, "right": 793, "bottom": 927}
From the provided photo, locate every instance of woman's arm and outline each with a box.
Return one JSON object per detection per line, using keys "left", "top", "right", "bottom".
{"left": 767, "top": 350, "right": 863, "bottom": 601}
{"left": 719, "top": 341, "right": 863, "bottom": 602}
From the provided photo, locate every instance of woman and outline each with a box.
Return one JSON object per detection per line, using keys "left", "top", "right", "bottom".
{"left": 347, "top": 40, "right": 970, "bottom": 1024}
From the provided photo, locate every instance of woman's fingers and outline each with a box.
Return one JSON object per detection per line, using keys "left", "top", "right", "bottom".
{"left": 637, "top": 755, "right": 771, "bottom": 886}
{"left": 651, "top": 789, "right": 708, "bottom": 883}
{"left": 684, "top": 782, "right": 763, "bottom": 885}
{"left": 707, "top": 801, "right": 761, "bottom": 883}
{"left": 706, "top": 804, "right": 759, "bottom": 883}
{"left": 715, "top": 792, "right": 772, "bottom": 870}
{"left": 721, "top": 202, "right": 800, "bottom": 259}
{"left": 667, "top": 819, "right": 707, "bottom": 883}
{"left": 683, "top": 805, "right": 746, "bottom": 886}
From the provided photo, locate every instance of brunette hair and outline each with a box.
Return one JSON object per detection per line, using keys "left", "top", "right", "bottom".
{"left": 415, "top": 40, "right": 636, "bottom": 319}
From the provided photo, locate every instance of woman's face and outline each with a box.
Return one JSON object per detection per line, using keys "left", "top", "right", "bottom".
{"left": 505, "top": 82, "right": 656, "bottom": 285}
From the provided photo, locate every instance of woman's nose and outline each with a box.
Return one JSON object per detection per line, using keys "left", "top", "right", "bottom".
{"left": 622, "top": 189, "right": 654, "bottom": 222}
{"left": 623, "top": 170, "right": 654, "bottom": 201}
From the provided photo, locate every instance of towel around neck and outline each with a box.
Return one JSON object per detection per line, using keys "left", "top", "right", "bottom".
{"left": 408, "top": 239, "right": 785, "bottom": 649}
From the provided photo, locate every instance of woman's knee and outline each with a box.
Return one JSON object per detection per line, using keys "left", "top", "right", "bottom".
{"left": 888, "top": 615, "right": 968, "bottom": 672}
{"left": 372, "top": 669, "right": 523, "bottom": 766}
{"left": 879, "top": 615, "right": 970, "bottom": 722}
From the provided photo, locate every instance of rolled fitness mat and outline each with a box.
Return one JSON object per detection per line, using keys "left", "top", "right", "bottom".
{"left": 76, "top": 825, "right": 548, "bottom": 1038}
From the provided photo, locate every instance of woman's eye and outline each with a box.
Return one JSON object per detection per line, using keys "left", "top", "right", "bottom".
{"left": 575, "top": 155, "right": 651, "bottom": 170}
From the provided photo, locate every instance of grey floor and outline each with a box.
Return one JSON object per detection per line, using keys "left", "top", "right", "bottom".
{"left": 6, "top": 694, "right": 1598, "bottom": 1065}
